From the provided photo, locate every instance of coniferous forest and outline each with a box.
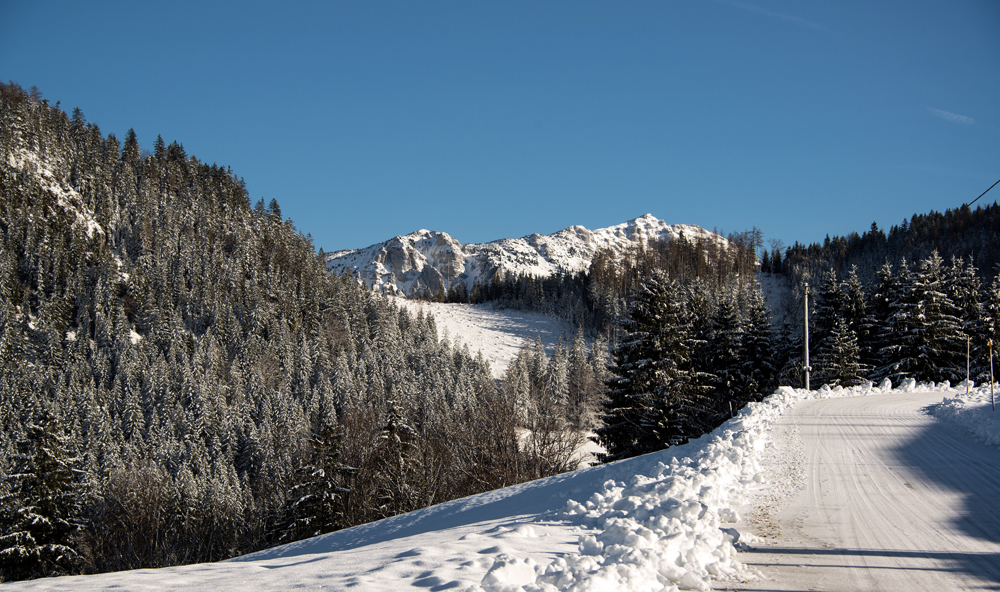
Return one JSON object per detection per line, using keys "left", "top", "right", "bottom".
{"left": 2, "top": 82, "right": 999, "bottom": 582}
{"left": 0, "top": 83, "right": 584, "bottom": 581}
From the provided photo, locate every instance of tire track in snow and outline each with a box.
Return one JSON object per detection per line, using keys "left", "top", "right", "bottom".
{"left": 725, "top": 392, "right": 1000, "bottom": 591}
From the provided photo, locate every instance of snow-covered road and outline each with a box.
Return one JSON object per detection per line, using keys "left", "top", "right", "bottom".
{"left": 728, "top": 391, "right": 1000, "bottom": 591}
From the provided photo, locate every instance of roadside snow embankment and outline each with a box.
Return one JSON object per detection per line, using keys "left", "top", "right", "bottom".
{"left": 480, "top": 380, "right": 912, "bottom": 592}
{"left": 927, "top": 383, "right": 1000, "bottom": 448}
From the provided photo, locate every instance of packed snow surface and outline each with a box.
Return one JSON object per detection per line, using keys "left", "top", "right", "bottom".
{"left": 11, "top": 381, "right": 982, "bottom": 591}
{"left": 393, "top": 298, "right": 579, "bottom": 378}
{"left": 727, "top": 379, "right": 1000, "bottom": 590}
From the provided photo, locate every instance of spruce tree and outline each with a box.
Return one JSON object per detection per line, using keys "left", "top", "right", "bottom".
{"left": 706, "top": 290, "right": 743, "bottom": 415}
{"left": 275, "top": 417, "right": 352, "bottom": 545}
{"left": 874, "top": 260, "right": 916, "bottom": 383}
{"left": 595, "top": 271, "right": 703, "bottom": 462}
{"left": 0, "top": 408, "right": 85, "bottom": 581}
{"left": 877, "top": 254, "right": 966, "bottom": 383}
{"left": 371, "top": 404, "right": 420, "bottom": 518}
{"left": 909, "top": 252, "right": 966, "bottom": 382}
{"left": 816, "top": 316, "right": 865, "bottom": 387}
{"left": 983, "top": 274, "right": 1000, "bottom": 375}
{"left": 842, "top": 265, "right": 875, "bottom": 369}
{"left": 567, "top": 327, "right": 597, "bottom": 429}
{"left": 542, "top": 338, "right": 569, "bottom": 421}
{"left": 945, "top": 257, "right": 986, "bottom": 381}
{"left": 502, "top": 345, "right": 532, "bottom": 425}
{"left": 812, "top": 267, "right": 845, "bottom": 357}
{"left": 740, "top": 286, "right": 776, "bottom": 400}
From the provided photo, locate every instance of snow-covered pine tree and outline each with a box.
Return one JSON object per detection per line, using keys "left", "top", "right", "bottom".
{"left": 0, "top": 407, "right": 85, "bottom": 581}
{"left": 567, "top": 327, "right": 598, "bottom": 429}
{"left": 877, "top": 253, "right": 966, "bottom": 383}
{"left": 984, "top": 274, "right": 1000, "bottom": 376}
{"left": 589, "top": 333, "right": 611, "bottom": 385}
{"left": 815, "top": 316, "right": 866, "bottom": 387}
{"left": 739, "top": 285, "right": 777, "bottom": 401}
{"left": 595, "top": 271, "right": 702, "bottom": 462}
{"left": 873, "top": 260, "right": 916, "bottom": 383}
{"left": 528, "top": 335, "right": 547, "bottom": 405}
{"left": 274, "top": 416, "right": 352, "bottom": 545}
{"left": 909, "top": 252, "right": 967, "bottom": 383}
{"left": 812, "top": 267, "right": 846, "bottom": 359}
{"left": 705, "top": 289, "right": 744, "bottom": 416}
{"left": 944, "top": 256, "right": 987, "bottom": 381}
{"left": 542, "top": 337, "right": 569, "bottom": 422}
{"left": 502, "top": 344, "right": 532, "bottom": 425}
{"left": 841, "top": 265, "right": 875, "bottom": 369}
{"left": 371, "top": 403, "right": 420, "bottom": 518}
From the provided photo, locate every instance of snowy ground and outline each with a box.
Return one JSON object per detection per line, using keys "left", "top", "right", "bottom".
{"left": 9, "top": 380, "right": 999, "bottom": 591}
{"left": 725, "top": 380, "right": 1000, "bottom": 591}
{"left": 927, "top": 384, "right": 1000, "bottom": 448}
{"left": 394, "top": 298, "right": 581, "bottom": 378}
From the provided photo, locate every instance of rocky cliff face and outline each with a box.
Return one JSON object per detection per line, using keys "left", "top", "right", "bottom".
{"left": 326, "top": 214, "right": 726, "bottom": 297}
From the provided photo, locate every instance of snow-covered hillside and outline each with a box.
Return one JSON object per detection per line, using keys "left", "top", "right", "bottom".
{"left": 327, "top": 214, "right": 726, "bottom": 297}
{"left": 5, "top": 146, "right": 105, "bottom": 241}
{"left": 393, "top": 298, "right": 580, "bottom": 378}
{"left": 756, "top": 272, "right": 795, "bottom": 328}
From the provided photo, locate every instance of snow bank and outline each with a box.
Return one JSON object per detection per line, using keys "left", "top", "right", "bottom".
{"left": 474, "top": 380, "right": 904, "bottom": 592}
{"left": 927, "top": 383, "right": 1000, "bottom": 448}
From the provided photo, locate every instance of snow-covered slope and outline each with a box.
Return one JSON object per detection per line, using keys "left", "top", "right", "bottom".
{"left": 5, "top": 147, "right": 105, "bottom": 241}
{"left": 393, "top": 298, "right": 579, "bottom": 378}
{"left": 327, "top": 214, "right": 726, "bottom": 297}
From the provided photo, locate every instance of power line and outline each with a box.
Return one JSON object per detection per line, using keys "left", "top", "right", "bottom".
{"left": 965, "top": 178, "right": 1000, "bottom": 208}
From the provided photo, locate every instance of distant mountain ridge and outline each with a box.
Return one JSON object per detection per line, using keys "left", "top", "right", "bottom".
{"left": 325, "top": 214, "right": 726, "bottom": 297}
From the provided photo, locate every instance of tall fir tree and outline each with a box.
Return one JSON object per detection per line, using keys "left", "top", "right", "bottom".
{"left": 274, "top": 417, "right": 352, "bottom": 545}
{"left": 811, "top": 267, "right": 846, "bottom": 359}
{"left": 739, "top": 286, "right": 777, "bottom": 401}
{"left": 595, "top": 271, "right": 706, "bottom": 462}
{"left": 873, "top": 260, "right": 916, "bottom": 383}
{"left": 566, "top": 327, "right": 597, "bottom": 429}
{"left": 815, "top": 316, "right": 865, "bottom": 387}
{"left": 0, "top": 408, "right": 85, "bottom": 581}
{"left": 705, "top": 290, "right": 743, "bottom": 416}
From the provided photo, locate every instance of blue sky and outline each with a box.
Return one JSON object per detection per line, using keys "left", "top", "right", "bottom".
{"left": 2, "top": 1, "right": 998, "bottom": 253}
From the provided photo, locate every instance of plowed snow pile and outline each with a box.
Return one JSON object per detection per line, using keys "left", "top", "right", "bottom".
{"left": 7, "top": 381, "right": 968, "bottom": 591}
{"left": 928, "top": 383, "right": 1000, "bottom": 448}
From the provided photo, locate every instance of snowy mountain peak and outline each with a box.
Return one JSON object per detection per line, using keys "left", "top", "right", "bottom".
{"left": 326, "top": 215, "right": 726, "bottom": 298}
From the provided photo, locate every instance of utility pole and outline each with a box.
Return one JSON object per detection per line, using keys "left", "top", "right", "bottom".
{"left": 990, "top": 339, "right": 995, "bottom": 412}
{"left": 804, "top": 282, "right": 811, "bottom": 391}
{"left": 967, "top": 335, "right": 971, "bottom": 394}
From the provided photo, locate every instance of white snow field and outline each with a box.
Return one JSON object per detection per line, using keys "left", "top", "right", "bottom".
{"left": 393, "top": 298, "right": 580, "bottom": 378}
{"left": 7, "top": 381, "right": 999, "bottom": 591}
{"left": 726, "top": 381, "right": 1000, "bottom": 591}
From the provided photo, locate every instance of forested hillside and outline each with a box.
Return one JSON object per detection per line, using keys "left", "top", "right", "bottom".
{"left": 442, "top": 227, "right": 763, "bottom": 336}
{"left": 770, "top": 201, "right": 1000, "bottom": 285}
{"left": 0, "top": 83, "right": 575, "bottom": 581}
